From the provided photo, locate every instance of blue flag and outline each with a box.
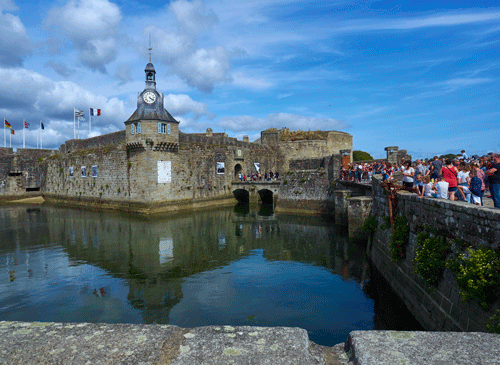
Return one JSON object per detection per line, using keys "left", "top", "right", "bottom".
{"left": 41, "top": 123, "right": 44, "bottom": 130}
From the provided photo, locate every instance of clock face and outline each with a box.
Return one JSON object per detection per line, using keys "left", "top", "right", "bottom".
{"left": 143, "top": 91, "right": 156, "bottom": 104}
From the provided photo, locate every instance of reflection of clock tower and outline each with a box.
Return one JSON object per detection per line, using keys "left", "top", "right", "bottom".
{"left": 124, "top": 60, "right": 180, "bottom": 152}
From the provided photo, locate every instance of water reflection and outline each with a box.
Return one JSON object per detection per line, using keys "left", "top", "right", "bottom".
{"left": 0, "top": 204, "right": 420, "bottom": 346}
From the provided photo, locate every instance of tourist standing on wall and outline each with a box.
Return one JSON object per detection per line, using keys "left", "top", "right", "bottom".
{"left": 430, "top": 156, "right": 443, "bottom": 182}
{"left": 401, "top": 161, "right": 415, "bottom": 188}
{"left": 486, "top": 153, "right": 500, "bottom": 208}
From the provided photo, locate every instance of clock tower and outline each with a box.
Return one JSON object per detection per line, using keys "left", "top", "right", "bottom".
{"left": 124, "top": 60, "right": 180, "bottom": 152}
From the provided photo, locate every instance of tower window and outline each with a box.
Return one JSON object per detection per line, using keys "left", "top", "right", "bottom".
{"left": 158, "top": 123, "right": 171, "bottom": 134}
{"left": 137, "top": 122, "right": 141, "bottom": 134}
{"left": 147, "top": 72, "right": 154, "bottom": 81}
{"left": 131, "top": 124, "right": 135, "bottom": 135}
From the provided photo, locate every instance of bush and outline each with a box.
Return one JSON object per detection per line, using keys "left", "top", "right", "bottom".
{"left": 413, "top": 232, "right": 449, "bottom": 287}
{"left": 446, "top": 248, "right": 500, "bottom": 308}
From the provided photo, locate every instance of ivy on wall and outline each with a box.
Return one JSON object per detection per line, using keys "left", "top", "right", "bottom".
{"left": 389, "top": 214, "right": 409, "bottom": 263}
{"left": 413, "top": 232, "right": 450, "bottom": 288}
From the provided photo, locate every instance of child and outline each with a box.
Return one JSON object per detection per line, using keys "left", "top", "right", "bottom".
{"left": 468, "top": 168, "right": 483, "bottom": 206}
{"left": 432, "top": 174, "right": 449, "bottom": 199}
{"left": 419, "top": 176, "right": 433, "bottom": 198}
{"left": 414, "top": 174, "right": 424, "bottom": 195}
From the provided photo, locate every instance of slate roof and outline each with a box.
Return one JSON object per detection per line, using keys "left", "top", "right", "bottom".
{"left": 125, "top": 108, "right": 177, "bottom": 123}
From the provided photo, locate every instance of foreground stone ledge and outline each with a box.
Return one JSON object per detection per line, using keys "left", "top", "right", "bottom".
{"left": 2, "top": 321, "right": 498, "bottom": 364}
{"left": 0, "top": 321, "right": 349, "bottom": 365}
{"left": 345, "top": 331, "right": 500, "bottom": 365}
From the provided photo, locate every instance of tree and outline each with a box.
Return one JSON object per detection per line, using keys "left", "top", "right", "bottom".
{"left": 353, "top": 150, "right": 374, "bottom": 162}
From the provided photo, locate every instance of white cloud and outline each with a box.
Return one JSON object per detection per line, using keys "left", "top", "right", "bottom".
{"left": 0, "top": 3, "right": 32, "bottom": 66}
{"left": 218, "top": 113, "right": 349, "bottom": 133}
{"left": 164, "top": 94, "right": 214, "bottom": 119}
{"left": 44, "top": 60, "right": 74, "bottom": 77}
{"left": 277, "top": 93, "right": 293, "bottom": 99}
{"left": 45, "top": 0, "right": 121, "bottom": 72}
{"left": 231, "top": 71, "right": 273, "bottom": 90}
{"left": 144, "top": 0, "right": 235, "bottom": 93}
{"left": 0, "top": 66, "right": 128, "bottom": 148}
{"left": 337, "top": 11, "right": 500, "bottom": 32}
{"left": 170, "top": 0, "right": 218, "bottom": 35}
{"left": 114, "top": 64, "right": 133, "bottom": 85}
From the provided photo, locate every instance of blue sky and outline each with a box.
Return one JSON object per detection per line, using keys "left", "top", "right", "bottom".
{"left": 1, "top": 0, "right": 499, "bottom": 158}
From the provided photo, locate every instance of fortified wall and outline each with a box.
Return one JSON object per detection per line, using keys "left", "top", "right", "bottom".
{"left": 260, "top": 128, "right": 352, "bottom": 173}
{"left": 276, "top": 156, "right": 341, "bottom": 213}
{"left": 41, "top": 134, "right": 278, "bottom": 213}
{"left": 370, "top": 175, "right": 500, "bottom": 332}
{"left": 0, "top": 147, "right": 53, "bottom": 198}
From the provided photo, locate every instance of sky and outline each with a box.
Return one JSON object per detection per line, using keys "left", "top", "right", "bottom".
{"left": 1, "top": 0, "right": 499, "bottom": 159}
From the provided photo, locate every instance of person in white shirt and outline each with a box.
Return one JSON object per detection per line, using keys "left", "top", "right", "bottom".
{"left": 401, "top": 161, "right": 415, "bottom": 188}
{"left": 432, "top": 174, "right": 449, "bottom": 199}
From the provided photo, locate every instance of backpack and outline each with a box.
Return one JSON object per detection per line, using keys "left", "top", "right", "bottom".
{"left": 469, "top": 176, "right": 483, "bottom": 197}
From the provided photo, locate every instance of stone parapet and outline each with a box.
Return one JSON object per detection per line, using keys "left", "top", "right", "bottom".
{"left": 370, "top": 175, "right": 500, "bottom": 332}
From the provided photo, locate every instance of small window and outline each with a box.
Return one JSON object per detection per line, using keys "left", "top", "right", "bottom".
{"left": 158, "top": 123, "right": 168, "bottom": 134}
{"left": 131, "top": 124, "right": 135, "bottom": 134}
{"left": 137, "top": 122, "right": 141, "bottom": 134}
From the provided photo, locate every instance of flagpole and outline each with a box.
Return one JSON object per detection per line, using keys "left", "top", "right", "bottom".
{"left": 74, "top": 108, "right": 76, "bottom": 139}
{"left": 9, "top": 130, "right": 11, "bottom": 148}
{"left": 41, "top": 125, "right": 43, "bottom": 149}
{"left": 3, "top": 118, "right": 5, "bottom": 148}
{"left": 37, "top": 122, "right": 39, "bottom": 149}
{"left": 89, "top": 108, "right": 91, "bottom": 135}
{"left": 23, "top": 120, "right": 25, "bottom": 149}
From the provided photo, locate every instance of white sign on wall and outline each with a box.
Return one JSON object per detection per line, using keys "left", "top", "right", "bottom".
{"left": 158, "top": 161, "right": 171, "bottom": 183}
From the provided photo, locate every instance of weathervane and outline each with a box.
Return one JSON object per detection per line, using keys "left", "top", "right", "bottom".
{"left": 148, "top": 32, "right": 152, "bottom": 62}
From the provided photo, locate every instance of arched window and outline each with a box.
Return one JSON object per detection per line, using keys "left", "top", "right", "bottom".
{"left": 137, "top": 122, "right": 141, "bottom": 134}
{"left": 147, "top": 72, "right": 154, "bottom": 81}
{"left": 131, "top": 124, "right": 135, "bottom": 135}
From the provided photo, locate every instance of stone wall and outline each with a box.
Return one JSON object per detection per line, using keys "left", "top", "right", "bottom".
{"left": 0, "top": 148, "right": 53, "bottom": 197}
{"left": 42, "top": 144, "right": 130, "bottom": 208}
{"left": 42, "top": 139, "right": 278, "bottom": 212}
{"left": 59, "top": 131, "right": 126, "bottom": 153}
{"left": 370, "top": 175, "right": 500, "bottom": 332}
{"left": 277, "top": 155, "right": 340, "bottom": 213}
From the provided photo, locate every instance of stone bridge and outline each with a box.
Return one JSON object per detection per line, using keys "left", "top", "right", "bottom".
{"left": 231, "top": 181, "right": 280, "bottom": 205}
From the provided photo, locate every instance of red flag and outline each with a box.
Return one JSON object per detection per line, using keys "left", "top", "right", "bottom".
{"left": 24, "top": 120, "right": 29, "bottom": 128}
{"left": 11, "top": 129, "right": 15, "bottom": 135}
{"left": 97, "top": 109, "right": 101, "bottom": 116}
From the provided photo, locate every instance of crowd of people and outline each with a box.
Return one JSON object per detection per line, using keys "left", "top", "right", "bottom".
{"left": 237, "top": 171, "right": 279, "bottom": 182}
{"left": 341, "top": 151, "right": 500, "bottom": 209}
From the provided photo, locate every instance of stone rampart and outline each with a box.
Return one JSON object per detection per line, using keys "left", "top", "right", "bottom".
{"left": 0, "top": 148, "right": 53, "bottom": 197}
{"left": 59, "top": 131, "right": 126, "bottom": 153}
{"left": 277, "top": 155, "right": 340, "bottom": 213}
{"left": 370, "top": 175, "right": 500, "bottom": 332}
{"left": 41, "top": 138, "right": 278, "bottom": 213}
{"left": 179, "top": 132, "right": 257, "bottom": 148}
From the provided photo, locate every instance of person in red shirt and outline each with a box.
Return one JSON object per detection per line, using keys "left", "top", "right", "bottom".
{"left": 441, "top": 159, "right": 458, "bottom": 200}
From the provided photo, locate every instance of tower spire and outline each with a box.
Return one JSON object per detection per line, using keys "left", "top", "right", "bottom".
{"left": 148, "top": 32, "right": 152, "bottom": 63}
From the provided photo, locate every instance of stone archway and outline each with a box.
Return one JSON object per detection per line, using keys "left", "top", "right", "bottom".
{"left": 233, "top": 189, "right": 249, "bottom": 203}
{"left": 258, "top": 189, "right": 274, "bottom": 205}
{"left": 234, "top": 164, "right": 242, "bottom": 179}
